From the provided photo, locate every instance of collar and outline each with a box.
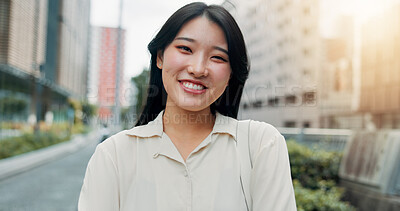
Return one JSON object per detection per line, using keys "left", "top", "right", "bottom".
{"left": 126, "top": 110, "right": 238, "bottom": 141}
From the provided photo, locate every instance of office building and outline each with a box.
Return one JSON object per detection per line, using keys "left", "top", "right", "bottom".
{"left": 358, "top": 5, "right": 400, "bottom": 128}
{"left": 88, "top": 26, "right": 125, "bottom": 121}
{"left": 0, "top": 0, "right": 90, "bottom": 123}
{"left": 224, "top": 0, "right": 321, "bottom": 128}
{"left": 319, "top": 16, "right": 364, "bottom": 129}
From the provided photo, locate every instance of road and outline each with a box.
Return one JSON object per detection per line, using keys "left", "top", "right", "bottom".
{"left": 0, "top": 139, "right": 98, "bottom": 211}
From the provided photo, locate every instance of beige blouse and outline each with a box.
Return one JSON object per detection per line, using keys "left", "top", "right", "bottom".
{"left": 78, "top": 110, "right": 296, "bottom": 211}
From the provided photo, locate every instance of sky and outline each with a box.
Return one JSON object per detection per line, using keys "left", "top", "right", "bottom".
{"left": 90, "top": 0, "right": 223, "bottom": 79}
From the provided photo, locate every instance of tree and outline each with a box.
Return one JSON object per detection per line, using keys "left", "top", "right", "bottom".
{"left": 81, "top": 101, "right": 97, "bottom": 125}
{"left": 131, "top": 68, "right": 150, "bottom": 118}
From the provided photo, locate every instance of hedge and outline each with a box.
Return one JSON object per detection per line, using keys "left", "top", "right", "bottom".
{"left": 287, "top": 140, "right": 355, "bottom": 210}
{"left": 0, "top": 132, "right": 71, "bottom": 159}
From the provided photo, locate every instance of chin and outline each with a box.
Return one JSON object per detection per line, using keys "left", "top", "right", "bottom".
{"left": 167, "top": 93, "right": 214, "bottom": 112}
{"left": 178, "top": 104, "right": 208, "bottom": 112}
{"left": 174, "top": 101, "right": 210, "bottom": 112}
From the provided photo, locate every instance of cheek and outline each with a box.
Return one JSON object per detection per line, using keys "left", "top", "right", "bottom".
{"left": 213, "top": 67, "right": 231, "bottom": 87}
{"left": 161, "top": 68, "right": 174, "bottom": 94}
{"left": 163, "top": 51, "right": 186, "bottom": 72}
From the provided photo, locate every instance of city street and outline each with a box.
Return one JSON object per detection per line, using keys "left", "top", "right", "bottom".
{"left": 1, "top": 0, "right": 399, "bottom": 210}
{"left": 0, "top": 139, "right": 98, "bottom": 211}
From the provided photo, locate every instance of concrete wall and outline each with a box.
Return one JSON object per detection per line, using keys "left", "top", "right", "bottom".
{"left": 339, "top": 130, "right": 400, "bottom": 209}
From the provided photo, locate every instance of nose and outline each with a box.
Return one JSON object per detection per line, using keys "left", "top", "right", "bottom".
{"left": 187, "top": 54, "right": 208, "bottom": 77}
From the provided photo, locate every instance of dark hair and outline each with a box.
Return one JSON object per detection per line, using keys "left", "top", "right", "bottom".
{"left": 135, "top": 2, "right": 249, "bottom": 126}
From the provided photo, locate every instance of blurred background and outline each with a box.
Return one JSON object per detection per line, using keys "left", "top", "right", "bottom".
{"left": 0, "top": 0, "right": 399, "bottom": 210}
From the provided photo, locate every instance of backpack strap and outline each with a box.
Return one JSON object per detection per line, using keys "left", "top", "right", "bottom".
{"left": 236, "top": 120, "right": 252, "bottom": 211}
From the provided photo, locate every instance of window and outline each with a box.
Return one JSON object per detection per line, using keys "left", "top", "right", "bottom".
{"left": 303, "top": 68, "right": 310, "bottom": 76}
{"left": 304, "top": 7, "right": 310, "bottom": 15}
{"left": 303, "top": 48, "right": 310, "bottom": 56}
{"left": 253, "top": 100, "right": 263, "bottom": 108}
{"left": 285, "top": 95, "right": 296, "bottom": 104}
{"left": 268, "top": 97, "right": 280, "bottom": 107}
{"left": 303, "top": 28, "right": 310, "bottom": 35}
{"left": 284, "top": 121, "right": 296, "bottom": 128}
{"left": 303, "top": 92, "right": 316, "bottom": 105}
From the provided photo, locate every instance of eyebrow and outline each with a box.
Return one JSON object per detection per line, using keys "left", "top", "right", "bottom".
{"left": 175, "top": 37, "right": 229, "bottom": 55}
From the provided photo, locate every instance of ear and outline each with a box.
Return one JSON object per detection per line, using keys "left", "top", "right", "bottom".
{"left": 156, "top": 51, "right": 163, "bottom": 69}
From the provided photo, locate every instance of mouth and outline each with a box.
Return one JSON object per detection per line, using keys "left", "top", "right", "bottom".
{"left": 178, "top": 80, "right": 207, "bottom": 94}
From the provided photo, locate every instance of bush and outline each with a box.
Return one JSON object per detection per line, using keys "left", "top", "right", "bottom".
{"left": 287, "top": 140, "right": 342, "bottom": 189}
{"left": 0, "top": 121, "right": 90, "bottom": 160}
{"left": 294, "top": 180, "right": 355, "bottom": 211}
{"left": 287, "top": 140, "right": 355, "bottom": 210}
{"left": 0, "top": 131, "right": 70, "bottom": 159}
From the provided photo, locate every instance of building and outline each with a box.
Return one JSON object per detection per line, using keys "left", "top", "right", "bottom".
{"left": 224, "top": 0, "right": 321, "bottom": 128}
{"left": 57, "top": 0, "right": 91, "bottom": 99}
{"left": 319, "top": 16, "right": 365, "bottom": 129}
{"left": 0, "top": 0, "right": 90, "bottom": 124}
{"left": 358, "top": 5, "right": 400, "bottom": 129}
{"left": 88, "top": 26, "right": 125, "bottom": 121}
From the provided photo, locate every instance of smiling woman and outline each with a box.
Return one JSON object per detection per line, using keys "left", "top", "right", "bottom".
{"left": 158, "top": 16, "right": 231, "bottom": 112}
{"left": 79, "top": 2, "right": 296, "bottom": 211}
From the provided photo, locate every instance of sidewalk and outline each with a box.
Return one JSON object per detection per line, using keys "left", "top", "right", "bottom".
{"left": 0, "top": 130, "right": 100, "bottom": 181}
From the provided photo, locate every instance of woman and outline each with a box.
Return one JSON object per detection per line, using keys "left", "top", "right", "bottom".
{"left": 79, "top": 2, "right": 296, "bottom": 211}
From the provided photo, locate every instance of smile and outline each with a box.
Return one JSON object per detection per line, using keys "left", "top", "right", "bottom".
{"left": 179, "top": 80, "right": 207, "bottom": 94}
{"left": 182, "top": 81, "right": 205, "bottom": 90}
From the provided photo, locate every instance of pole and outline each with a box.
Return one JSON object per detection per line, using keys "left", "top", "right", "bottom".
{"left": 115, "top": 0, "right": 123, "bottom": 127}
{"left": 33, "top": 0, "right": 42, "bottom": 134}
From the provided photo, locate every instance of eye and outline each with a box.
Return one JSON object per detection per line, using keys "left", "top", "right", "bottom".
{"left": 177, "top": 46, "right": 192, "bottom": 53}
{"left": 211, "top": 55, "right": 228, "bottom": 62}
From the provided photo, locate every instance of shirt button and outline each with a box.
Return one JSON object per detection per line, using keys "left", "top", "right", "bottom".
{"left": 184, "top": 171, "right": 188, "bottom": 177}
{"left": 153, "top": 153, "right": 159, "bottom": 158}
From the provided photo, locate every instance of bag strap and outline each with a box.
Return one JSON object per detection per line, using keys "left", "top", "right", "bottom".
{"left": 236, "top": 120, "right": 252, "bottom": 211}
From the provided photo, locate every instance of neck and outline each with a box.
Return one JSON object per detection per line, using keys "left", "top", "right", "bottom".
{"left": 163, "top": 104, "right": 215, "bottom": 134}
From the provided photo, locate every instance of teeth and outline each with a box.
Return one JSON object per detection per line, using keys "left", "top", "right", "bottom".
{"left": 183, "top": 82, "right": 205, "bottom": 90}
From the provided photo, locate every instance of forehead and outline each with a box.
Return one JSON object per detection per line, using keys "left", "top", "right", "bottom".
{"left": 175, "top": 16, "right": 227, "bottom": 46}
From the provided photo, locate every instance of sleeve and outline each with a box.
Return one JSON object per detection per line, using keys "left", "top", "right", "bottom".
{"left": 250, "top": 124, "right": 297, "bottom": 211}
{"left": 78, "top": 142, "right": 120, "bottom": 211}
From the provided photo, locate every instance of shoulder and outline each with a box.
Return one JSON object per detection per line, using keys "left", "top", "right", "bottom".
{"left": 249, "top": 120, "right": 281, "bottom": 137}
{"left": 249, "top": 120, "right": 283, "bottom": 144}
{"left": 247, "top": 120, "right": 286, "bottom": 158}
{"left": 100, "top": 129, "right": 131, "bottom": 146}
{"left": 88, "top": 129, "right": 141, "bottom": 174}
{"left": 96, "top": 129, "right": 135, "bottom": 159}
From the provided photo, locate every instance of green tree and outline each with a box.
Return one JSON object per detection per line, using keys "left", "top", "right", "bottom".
{"left": 81, "top": 101, "right": 97, "bottom": 124}
{"left": 131, "top": 68, "right": 150, "bottom": 118}
{"left": 120, "top": 106, "right": 133, "bottom": 129}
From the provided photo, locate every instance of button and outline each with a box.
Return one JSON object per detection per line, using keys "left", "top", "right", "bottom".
{"left": 153, "top": 153, "right": 159, "bottom": 158}
{"left": 184, "top": 171, "right": 188, "bottom": 177}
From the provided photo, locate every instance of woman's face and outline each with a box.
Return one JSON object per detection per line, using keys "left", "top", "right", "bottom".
{"left": 158, "top": 16, "right": 231, "bottom": 113}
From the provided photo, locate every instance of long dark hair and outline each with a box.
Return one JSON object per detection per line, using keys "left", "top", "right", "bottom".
{"left": 135, "top": 2, "right": 249, "bottom": 126}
